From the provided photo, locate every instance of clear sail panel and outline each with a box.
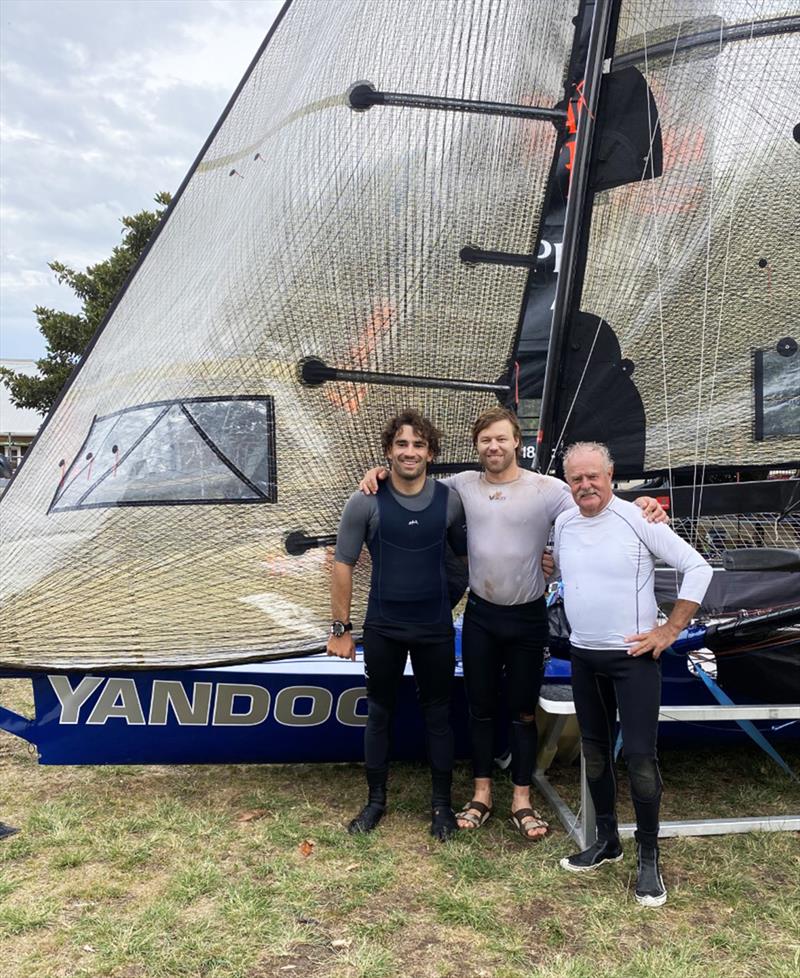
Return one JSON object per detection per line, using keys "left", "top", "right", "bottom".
{"left": 576, "top": 1, "right": 799, "bottom": 476}
{"left": 0, "top": 0, "right": 576, "bottom": 669}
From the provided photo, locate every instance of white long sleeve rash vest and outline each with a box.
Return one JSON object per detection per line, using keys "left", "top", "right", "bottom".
{"left": 553, "top": 495, "right": 713, "bottom": 650}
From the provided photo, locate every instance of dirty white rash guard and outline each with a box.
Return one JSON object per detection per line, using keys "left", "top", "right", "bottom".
{"left": 553, "top": 495, "right": 713, "bottom": 649}
{"left": 443, "top": 469, "right": 574, "bottom": 605}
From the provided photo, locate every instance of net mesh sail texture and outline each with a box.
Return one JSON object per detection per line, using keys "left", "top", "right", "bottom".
{"left": 0, "top": 0, "right": 575, "bottom": 669}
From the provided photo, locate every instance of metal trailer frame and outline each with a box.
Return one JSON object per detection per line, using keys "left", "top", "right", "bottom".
{"left": 533, "top": 690, "right": 800, "bottom": 848}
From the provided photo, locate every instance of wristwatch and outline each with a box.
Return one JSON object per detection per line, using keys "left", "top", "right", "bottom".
{"left": 330, "top": 620, "right": 353, "bottom": 638}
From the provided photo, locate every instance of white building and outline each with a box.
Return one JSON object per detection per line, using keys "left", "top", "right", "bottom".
{"left": 1, "top": 359, "right": 44, "bottom": 470}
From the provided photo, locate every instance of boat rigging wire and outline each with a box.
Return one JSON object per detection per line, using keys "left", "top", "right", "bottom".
{"left": 695, "top": 19, "right": 759, "bottom": 544}
{"left": 690, "top": 20, "right": 725, "bottom": 543}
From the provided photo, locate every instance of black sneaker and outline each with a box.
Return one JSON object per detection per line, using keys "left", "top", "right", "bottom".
{"left": 347, "top": 803, "right": 385, "bottom": 835}
{"left": 635, "top": 844, "right": 667, "bottom": 907}
{"left": 559, "top": 836, "right": 623, "bottom": 872}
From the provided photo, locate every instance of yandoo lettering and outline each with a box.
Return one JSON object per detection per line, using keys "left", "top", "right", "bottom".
{"left": 48, "top": 676, "right": 368, "bottom": 728}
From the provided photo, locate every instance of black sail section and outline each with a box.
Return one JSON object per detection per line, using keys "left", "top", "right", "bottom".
{"left": 553, "top": 312, "right": 646, "bottom": 470}
{"left": 0, "top": 1, "right": 578, "bottom": 670}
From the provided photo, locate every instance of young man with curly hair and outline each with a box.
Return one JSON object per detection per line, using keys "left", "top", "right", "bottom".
{"left": 327, "top": 409, "right": 467, "bottom": 841}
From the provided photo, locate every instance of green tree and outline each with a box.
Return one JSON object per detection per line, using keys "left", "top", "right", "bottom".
{"left": 1, "top": 192, "right": 171, "bottom": 415}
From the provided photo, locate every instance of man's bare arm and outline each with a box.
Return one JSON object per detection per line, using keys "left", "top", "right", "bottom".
{"left": 624, "top": 598, "right": 699, "bottom": 659}
{"left": 327, "top": 560, "right": 356, "bottom": 660}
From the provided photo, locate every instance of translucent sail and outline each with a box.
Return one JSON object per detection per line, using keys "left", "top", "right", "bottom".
{"left": 0, "top": 0, "right": 576, "bottom": 669}
{"left": 563, "top": 1, "right": 799, "bottom": 476}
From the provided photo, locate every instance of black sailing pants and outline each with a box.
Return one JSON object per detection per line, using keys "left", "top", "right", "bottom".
{"left": 461, "top": 593, "right": 548, "bottom": 787}
{"left": 570, "top": 646, "right": 663, "bottom": 848}
{"left": 362, "top": 627, "right": 455, "bottom": 807}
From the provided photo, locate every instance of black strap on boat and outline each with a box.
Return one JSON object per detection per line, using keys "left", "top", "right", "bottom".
{"left": 299, "top": 357, "right": 510, "bottom": 396}
{"left": 460, "top": 246, "right": 535, "bottom": 269}
{"left": 349, "top": 82, "right": 567, "bottom": 123}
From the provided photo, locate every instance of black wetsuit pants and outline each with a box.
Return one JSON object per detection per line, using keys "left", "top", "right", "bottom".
{"left": 570, "top": 646, "right": 663, "bottom": 848}
{"left": 462, "top": 593, "right": 548, "bottom": 787}
{"left": 362, "top": 627, "right": 455, "bottom": 807}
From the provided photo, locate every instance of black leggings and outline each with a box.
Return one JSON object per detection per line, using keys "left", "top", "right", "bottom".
{"left": 461, "top": 593, "right": 548, "bottom": 787}
{"left": 362, "top": 627, "right": 455, "bottom": 807}
{"left": 570, "top": 646, "right": 663, "bottom": 847}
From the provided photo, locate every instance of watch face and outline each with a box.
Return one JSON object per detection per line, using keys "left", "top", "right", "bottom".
{"left": 331, "top": 621, "right": 345, "bottom": 637}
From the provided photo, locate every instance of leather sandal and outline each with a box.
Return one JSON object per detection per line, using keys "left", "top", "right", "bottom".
{"left": 455, "top": 800, "right": 493, "bottom": 830}
{"left": 509, "top": 808, "right": 548, "bottom": 840}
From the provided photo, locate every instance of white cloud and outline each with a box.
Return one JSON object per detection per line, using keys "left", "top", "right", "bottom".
{"left": 0, "top": 0, "right": 282, "bottom": 358}
{"left": 0, "top": 118, "right": 43, "bottom": 143}
{"left": 0, "top": 267, "right": 54, "bottom": 294}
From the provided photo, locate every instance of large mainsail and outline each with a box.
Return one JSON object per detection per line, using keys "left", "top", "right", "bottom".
{"left": 0, "top": 0, "right": 577, "bottom": 670}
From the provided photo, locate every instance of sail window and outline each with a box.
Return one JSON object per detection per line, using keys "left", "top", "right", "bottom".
{"left": 754, "top": 339, "right": 799, "bottom": 441}
{"left": 49, "top": 397, "right": 277, "bottom": 512}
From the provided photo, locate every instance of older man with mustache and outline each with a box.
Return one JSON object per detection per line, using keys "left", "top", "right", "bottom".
{"left": 553, "top": 441, "right": 712, "bottom": 907}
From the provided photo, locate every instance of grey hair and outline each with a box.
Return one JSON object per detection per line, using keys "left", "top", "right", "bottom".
{"left": 562, "top": 441, "right": 614, "bottom": 474}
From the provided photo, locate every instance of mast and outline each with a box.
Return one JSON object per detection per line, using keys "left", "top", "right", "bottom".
{"left": 534, "top": 0, "right": 617, "bottom": 475}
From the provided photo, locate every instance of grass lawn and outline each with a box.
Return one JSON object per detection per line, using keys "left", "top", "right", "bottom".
{"left": 1, "top": 678, "right": 798, "bottom": 978}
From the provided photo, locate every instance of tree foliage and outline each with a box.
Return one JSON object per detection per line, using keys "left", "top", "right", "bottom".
{"left": 1, "top": 192, "right": 172, "bottom": 416}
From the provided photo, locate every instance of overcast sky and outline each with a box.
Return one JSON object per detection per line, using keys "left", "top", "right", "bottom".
{"left": 0, "top": 0, "right": 282, "bottom": 360}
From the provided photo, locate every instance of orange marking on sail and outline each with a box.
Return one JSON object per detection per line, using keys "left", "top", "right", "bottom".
{"left": 326, "top": 303, "right": 395, "bottom": 416}
{"left": 663, "top": 128, "right": 706, "bottom": 169}
{"left": 566, "top": 99, "right": 577, "bottom": 135}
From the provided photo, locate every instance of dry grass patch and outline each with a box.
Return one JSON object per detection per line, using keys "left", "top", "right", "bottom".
{"left": 1, "top": 677, "right": 799, "bottom": 977}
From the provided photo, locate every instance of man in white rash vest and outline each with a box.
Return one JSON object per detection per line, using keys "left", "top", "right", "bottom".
{"left": 553, "top": 441, "right": 712, "bottom": 907}
{"left": 359, "top": 408, "right": 666, "bottom": 841}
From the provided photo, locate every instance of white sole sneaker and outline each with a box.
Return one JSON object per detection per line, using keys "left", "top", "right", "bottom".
{"left": 635, "top": 890, "right": 668, "bottom": 908}
{"left": 559, "top": 852, "right": 623, "bottom": 873}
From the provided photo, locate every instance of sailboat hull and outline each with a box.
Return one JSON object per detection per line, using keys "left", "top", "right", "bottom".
{"left": 2, "top": 635, "right": 796, "bottom": 766}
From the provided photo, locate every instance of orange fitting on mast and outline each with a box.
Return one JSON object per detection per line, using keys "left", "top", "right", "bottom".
{"left": 563, "top": 79, "right": 591, "bottom": 185}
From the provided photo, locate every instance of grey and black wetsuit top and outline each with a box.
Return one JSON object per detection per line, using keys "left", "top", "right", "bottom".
{"left": 335, "top": 478, "right": 467, "bottom": 642}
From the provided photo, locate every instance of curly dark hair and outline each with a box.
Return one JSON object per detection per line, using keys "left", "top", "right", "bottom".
{"left": 380, "top": 409, "right": 442, "bottom": 459}
{"left": 471, "top": 407, "right": 522, "bottom": 457}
